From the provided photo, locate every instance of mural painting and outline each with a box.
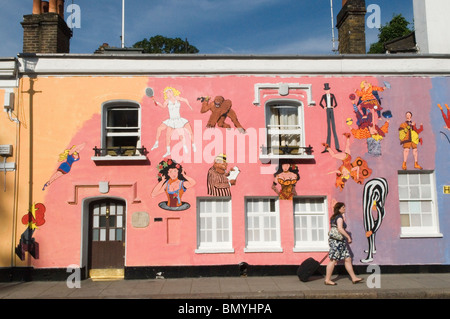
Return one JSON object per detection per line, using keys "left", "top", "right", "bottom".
{"left": 320, "top": 83, "right": 341, "bottom": 153}
{"left": 324, "top": 133, "right": 372, "bottom": 191}
{"left": 399, "top": 111, "right": 423, "bottom": 170}
{"left": 42, "top": 143, "right": 85, "bottom": 191}
{"left": 361, "top": 178, "right": 389, "bottom": 263}
{"left": 199, "top": 95, "right": 246, "bottom": 133}
{"left": 437, "top": 104, "right": 450, "bottom": 143}
{"left": 15, "top": 203, "right": 46, "bottom": 260}
{"left": 151, "top": 158, "right": 196, "bottom": 211}
{"left": 354, "top": 80, "right": 390, "bottom": 121}
{"left": 271, "top": 160, "right": 300, "bottom": 200}
{"left": 149, "top": 87, "right": 196, "bottom": 158}
{"left": 348, "top": 93, "right": 391, "bottom": 157}
{"left": 206, "top": 154, "right": 240, "bottom": 196}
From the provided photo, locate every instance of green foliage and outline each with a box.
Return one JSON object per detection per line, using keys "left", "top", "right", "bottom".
{"left": 133, "top": 35, "right": 199, "bottom": 54}
{"left": 368, "top": 14, "right": 413, "bottom": 54}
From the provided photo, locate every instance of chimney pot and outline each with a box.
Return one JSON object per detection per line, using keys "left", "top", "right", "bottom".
{"left": 49, "top": 0, "right": 57, "bottom": 13}
{"left": 57, "top": 0, "right": 64, "bottom": 18}
{"left": 33, "top": 0, "right": 42, "bottom": 14}
{"left": 41, "top": 1, "right": 49, "bottom": 13}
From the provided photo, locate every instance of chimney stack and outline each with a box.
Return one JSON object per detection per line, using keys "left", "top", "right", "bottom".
{"left": 21, "top": 0, "right": 72, "bottom": 53}
{"left": 336, "top": 0, "right": 367, "bottom": 54}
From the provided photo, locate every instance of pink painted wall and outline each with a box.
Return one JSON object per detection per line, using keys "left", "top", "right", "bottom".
{"left": 25, "top": 74, "right": 444, "bottom": 269}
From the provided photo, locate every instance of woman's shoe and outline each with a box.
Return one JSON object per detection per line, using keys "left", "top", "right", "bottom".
{"left": 324, "top": 281, "right": 337, "bottom": 286}
{"left": 352, "top": 278, "right": 363, "bottom": 284}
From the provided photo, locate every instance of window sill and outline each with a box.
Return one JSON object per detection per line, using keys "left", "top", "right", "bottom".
{"left": 400, "top": 233, "right": 443, "bottom": 238}
{"left": 91, "top": 155, "right": 148, "bottom": 162}
{"left": 244, "top": 247, "right": 283, "bottom": 253}
{"left": 293, "top": 246, "right": 329, "bottom": 252}
{"left": 259, "top": 154, "right": 315, "bottom": 161}
{"left": 195, "top": 248, "right": 235, "bottom": 254}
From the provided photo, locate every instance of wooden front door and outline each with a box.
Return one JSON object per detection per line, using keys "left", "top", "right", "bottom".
{"left": 89, "top": 199, "right": 126, "bottom": 270}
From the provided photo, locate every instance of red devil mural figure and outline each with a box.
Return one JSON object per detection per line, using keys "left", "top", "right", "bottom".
{"left": 15, "top": 203, "right": 46, "bottom": 260}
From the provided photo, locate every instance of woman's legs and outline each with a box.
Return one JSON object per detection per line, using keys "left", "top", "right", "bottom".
{"left": 344, "top": 257, "right": 363, "bottom": 283}
{"left": 325, "top": 259, "right": 337, "bottom": 285}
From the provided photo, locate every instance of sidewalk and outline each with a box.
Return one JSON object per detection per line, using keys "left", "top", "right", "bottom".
{"left": 1, "top": 272, "right": 450, "bottom": 299}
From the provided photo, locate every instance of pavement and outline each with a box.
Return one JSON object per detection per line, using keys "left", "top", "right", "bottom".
{"left": 0, "top": 272, "right": 450, "bottom": 300}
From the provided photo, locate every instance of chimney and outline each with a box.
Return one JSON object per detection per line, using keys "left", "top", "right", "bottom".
{"left": 336, "top": 0, "right": 367, "bottom": 54}
{"left": 21, "top": 0, "right": 72, "bottom": 54}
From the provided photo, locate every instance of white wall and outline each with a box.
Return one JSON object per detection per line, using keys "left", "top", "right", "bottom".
{"left": 414, "top": 0, "right": 450, "bottom": 54}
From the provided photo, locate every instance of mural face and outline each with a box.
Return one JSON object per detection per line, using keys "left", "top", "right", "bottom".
{"left": 272, "top": 161, "right": 300, "bottom": 200}
{"left": 151, "top": 158, "right": 196, "bottom": 210}
{"left": 206, "top": 154, "right": 240, "bottom": 197}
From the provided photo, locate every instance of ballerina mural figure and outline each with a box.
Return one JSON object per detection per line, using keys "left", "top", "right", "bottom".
{"left": 42, "top": 143, "right": 85, "bottom": 191}
{"left": 150, "top": 87, "right": 196, "bottom": 158}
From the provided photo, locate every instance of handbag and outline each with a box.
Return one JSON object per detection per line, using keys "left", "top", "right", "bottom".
{"left": 328, "top": 226, "right": 344, "bottom": 241}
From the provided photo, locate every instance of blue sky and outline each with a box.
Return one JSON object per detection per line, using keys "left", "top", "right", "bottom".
{"left": 0, "top": 0, "right": 414, "bottom": 56}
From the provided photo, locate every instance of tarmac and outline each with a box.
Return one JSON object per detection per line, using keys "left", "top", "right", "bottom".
{"left": 0, "top": 272, "right": 450, "bottom": 300}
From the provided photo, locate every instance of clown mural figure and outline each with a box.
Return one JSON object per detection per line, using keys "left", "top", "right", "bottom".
{"left": 152, "top": 158, "right": 196, "bottom": 211}
{"left": 399, "top": 111, "right": 423, "bottom": 170}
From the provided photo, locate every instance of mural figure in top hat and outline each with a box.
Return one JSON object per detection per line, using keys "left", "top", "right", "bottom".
{"left": 320, "top": 83, "right": 341, "bottom": 153}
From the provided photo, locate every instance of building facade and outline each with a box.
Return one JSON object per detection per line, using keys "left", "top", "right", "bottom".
{"left": 0, "top": 53, "right": 449, "bottom": 280}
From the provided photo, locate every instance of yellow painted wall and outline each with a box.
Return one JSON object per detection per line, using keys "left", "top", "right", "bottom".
{"left": 4, "top": 76, "right": 148, "bottom": 267}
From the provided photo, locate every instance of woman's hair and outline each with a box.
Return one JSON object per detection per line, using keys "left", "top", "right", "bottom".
{"left": 156, "top": 158, "right": 186, "bottom": 182}
{"left": 58, "top": 145, "right": 76, "bottom": 162}
{"left": 330, "top": 202, "right": 345, "bottom": 221}
{"left": 163, "top": 87, "right": 181, "bottom": 100}
{"left": 273, "top": 160, "right": 300, "bottom": 181}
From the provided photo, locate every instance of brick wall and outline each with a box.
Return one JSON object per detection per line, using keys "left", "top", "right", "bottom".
{"left": 336, "top": 0, "right": 366, "bottom": 54}
{"left": 21, "top": 13, "right": 72, "bottom": 53}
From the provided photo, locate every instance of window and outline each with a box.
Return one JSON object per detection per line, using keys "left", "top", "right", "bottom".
{"left": 196, "top": 198, "right": 233, "bottom": 253}
{"left": 293, "top": 197, "right": 328, "bottom": 251}
{"left": 245, "top": 197, "right": 281, "bottom": 252}
{"left": 261, "top": 100, "right": 312, "bottom": 159}
{"left": 398, "top": 171, "right": 441, "bottom": 237}
{"left": 94, "top": 100, "right": 145, "bottom": 159}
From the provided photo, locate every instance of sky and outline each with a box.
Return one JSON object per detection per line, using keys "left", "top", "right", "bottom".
{"left": 0, "top": 0, "right": 414, "bottom": 57}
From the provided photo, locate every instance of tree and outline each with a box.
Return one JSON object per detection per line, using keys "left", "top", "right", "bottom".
{"left": 133, "top": 35, "right": 199, "bottom": 54}
{"left": 368, "top": 14, "right": 413, "bottom": 54}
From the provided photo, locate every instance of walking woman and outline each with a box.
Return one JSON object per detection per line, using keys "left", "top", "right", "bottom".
{"left": 324, "top": 202, "right": 363, "bottom": 285}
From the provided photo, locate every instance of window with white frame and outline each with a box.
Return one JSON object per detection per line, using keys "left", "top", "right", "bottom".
{"left": 398, "top": 171, "right": 441, "bottom": 237}
{"left": 293, "top": 197, "right": 328, "bottom": 251}
{"left": 101, "top": 100, "right": 142, "bottom": 156}
{"left": 245, "top": 197, "right": 281, "bottom": 252}
{"left": 196, "top": 198, "right": 233, "bottom": 253}
{"left": 263, "top": 100, "right": 308, "bottom": 158}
